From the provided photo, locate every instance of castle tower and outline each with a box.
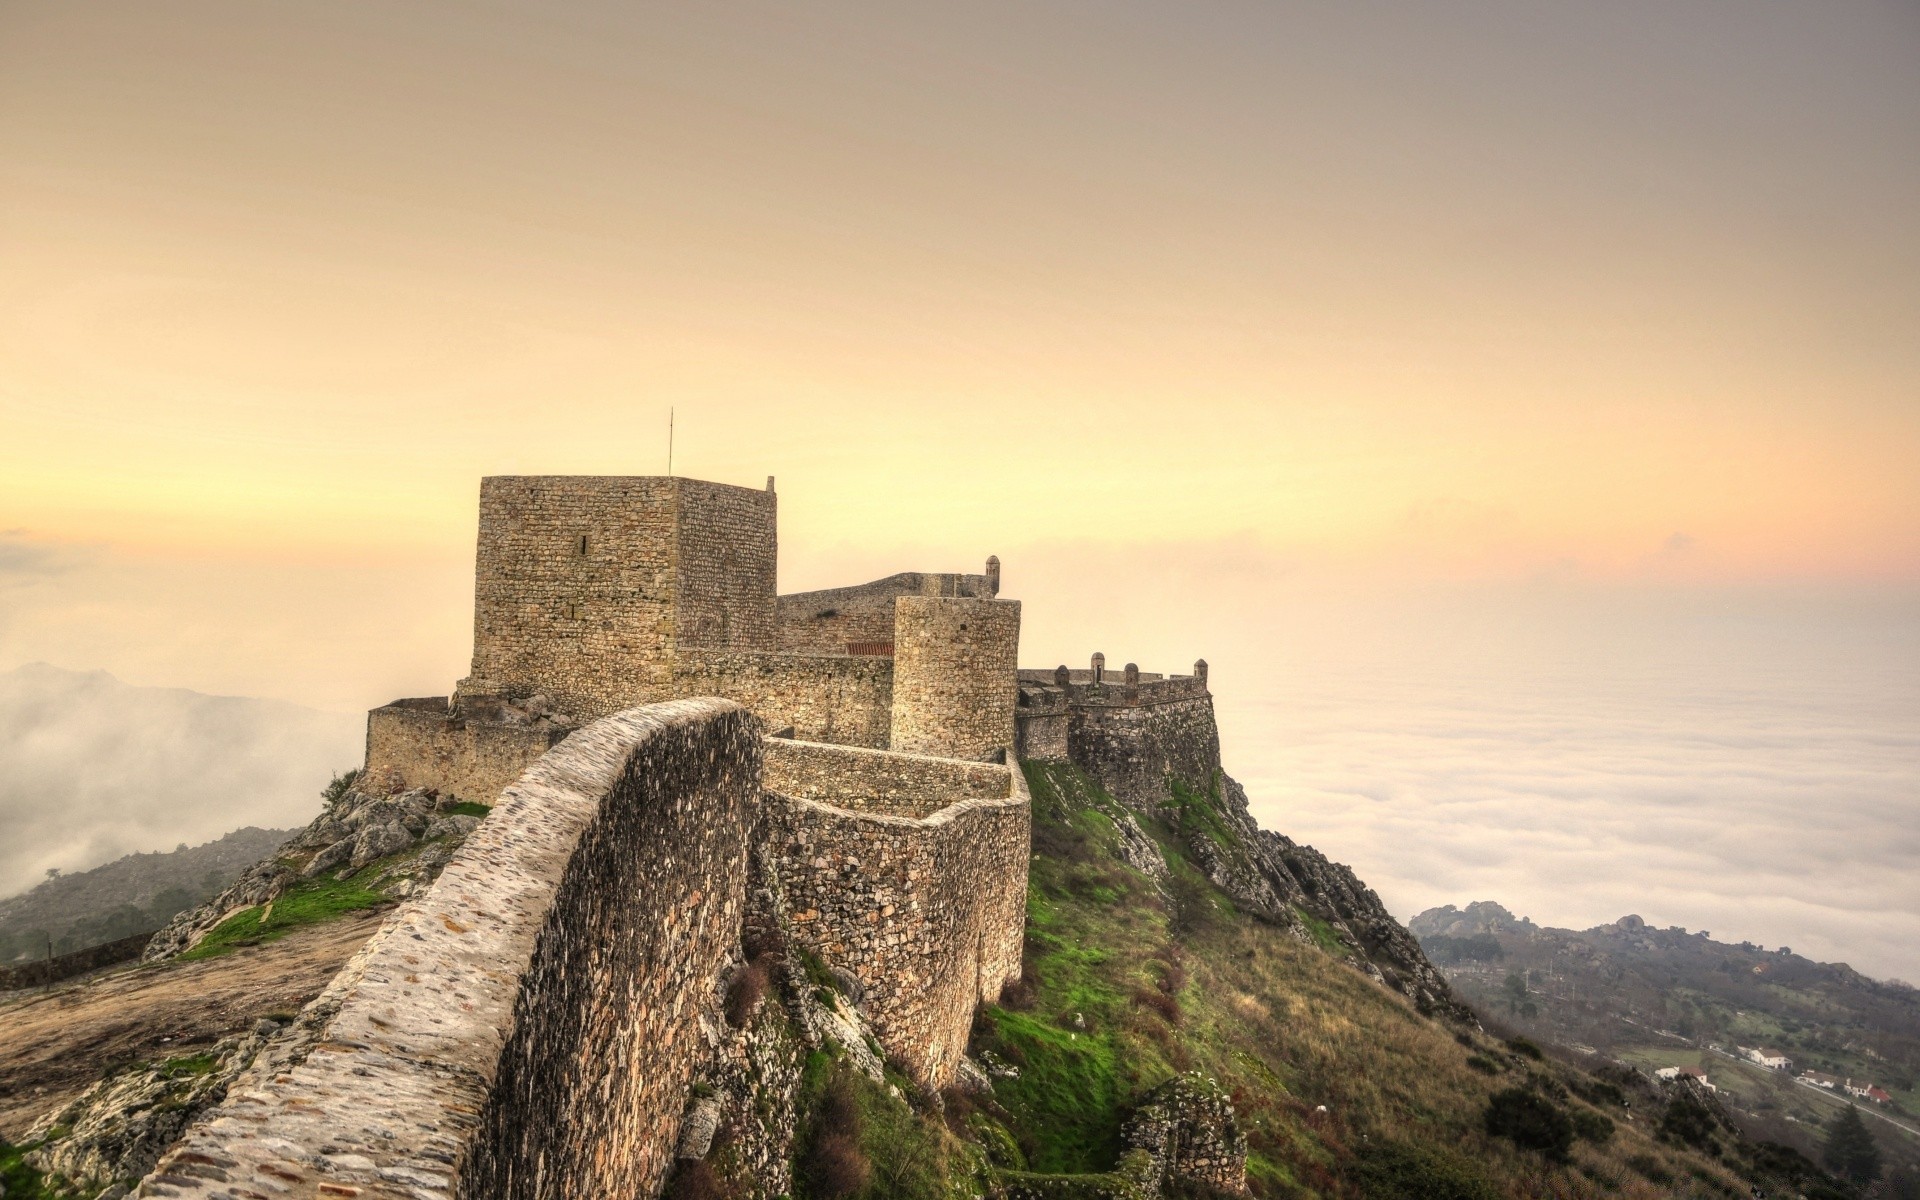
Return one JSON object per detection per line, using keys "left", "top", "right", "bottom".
{"left": 460, "top": 475, "right": 777, "bottom": 718}
{"left": 889, "top": 597, "right": 1021, "bottom": 761}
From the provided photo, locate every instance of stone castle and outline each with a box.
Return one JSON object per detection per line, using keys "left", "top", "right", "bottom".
{"left": 138, "top": 475, "right": 1224, "bottom": 1200}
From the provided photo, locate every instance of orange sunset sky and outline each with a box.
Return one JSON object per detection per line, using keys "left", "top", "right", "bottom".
{"left": 3, "top": 1, "right": 1918, "bottom": 978}
{"left": 4, "top": 1, "right": 1916, "bottom": 591}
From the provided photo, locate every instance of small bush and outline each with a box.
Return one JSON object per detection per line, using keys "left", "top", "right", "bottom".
{"left": 807, "top": 1134, "right": 870, "bottom": 1198}
{"left": 321, "top": 768, "right": 360, "bottom": 809}
{"left": 1571, "top": 1107, "right": 1615, "bottom": 1144}
{"left": 1132, "top": 987, "right": 1180, "bottom": 1025}
{"left": 1658, "top": 1093, "right": 1719, "bottom": 1154}
{"left": 1350, "top": 1142, "right": 1500, "bottom": 1200}
{"left": 1505, "top": 1037, "right": 1544, "bottom": 1061}
{"left": 1466, "top": 1054, "right": 1502, "bottom": 1075}
{"left": 663, "top": 1158, "right": 725, "bottom": 1200}
{"left": 1625, "top": 1153, "right": 1674, "bottom": 1185}
{"left": 443, "top": 800, "right": 493, "bottom": 818}
{"left": 1570, "top": 1075, "right": 1628, "bottom": 1108}
{"left": 726, "top": 957, "right": 770, "bottom": 1027}
{"left": 1483, "top": 1087, "right": 1574, "bottom": 1161}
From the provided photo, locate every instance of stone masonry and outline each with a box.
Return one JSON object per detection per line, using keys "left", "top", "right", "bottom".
{"left": 137, "top": 699, "right": 762, "bottom": 1200}
{"left": 766, "top": 749, "right": 1029, "bottom": 1088}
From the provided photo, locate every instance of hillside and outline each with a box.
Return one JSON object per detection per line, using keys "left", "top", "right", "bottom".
{"left": 0, "top": 827, "right": 293, "bottom": 963}
{"left": 0, "top": 662, "right": 362, "bottom": 899}
{"left": 1412, "top": 901, "right": 1920, "bottom": 1177}
{"left": 723, "top": 763, "right": 1851, "bottom": 1200}
{"left": 10, "top": 758, "right": 1833, "bottom": 1200}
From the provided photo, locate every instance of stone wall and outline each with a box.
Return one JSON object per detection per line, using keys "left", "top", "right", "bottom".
{"left": 1067, "top": 695, "right": 1222, "bottom": 807}
{"left": 137, "top": 699, "right": 762, "bottom": 1200}
{"left": 768, "top": 761, "right": 1028, "bottom": 1088}
{"left": 364, "top": 699, "right": 570, "bottom": 804}
{"left": 0, "top": 930, "right": 153, "bottom": 991}
{"left": 890, "top": 597, "right": 1021, "bottom": 761}
{"left": 672, "top": 478, "right": 779, "bottom": 651}
{"left": 1013, "top": 686, "right": 1071, "bottom": 763}
{"left": 462, "top": 476, "right": 776, "bottom": 718}
{"left": 764, "top": 737, "right": 1010, "bottom": 818}
{"left": 776, "top": 568, "right": 995, "bottom": 654}
{"left": 674, "top": 650, "right": 894, "bottom": 748}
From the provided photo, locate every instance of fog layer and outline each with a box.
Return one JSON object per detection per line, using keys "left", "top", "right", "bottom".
{"left": 0, "top": 663, "right": 362, "bottom": 899}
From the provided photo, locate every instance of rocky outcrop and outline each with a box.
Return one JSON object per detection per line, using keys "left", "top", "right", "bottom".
{"left": 143, "top": 782, "right": 480, "bottom": 962}
{"left": 24, "top": 1018, "right": 287, "bottom": 1194}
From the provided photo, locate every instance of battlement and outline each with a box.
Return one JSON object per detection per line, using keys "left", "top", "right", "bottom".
{"left": 1017, "top": 654, "right": 1210, "bottom": 707}
{"left": 1014, "top": 655, "right": 1211, "bottom": 764}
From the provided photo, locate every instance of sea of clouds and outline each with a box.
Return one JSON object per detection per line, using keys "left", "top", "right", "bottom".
{"left": 1222, "top": 618, "right": 1920, "bottom": 984}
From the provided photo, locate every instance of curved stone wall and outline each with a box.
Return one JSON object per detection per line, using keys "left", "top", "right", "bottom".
{"left": 769, "top": 762, "right": 1029, "bottom": 1087}
{"left": 137, "top": 699, "right": 761, "bottom": 1200}
{"left": 763, "top": 736, "right": 1010, "bottom": 818}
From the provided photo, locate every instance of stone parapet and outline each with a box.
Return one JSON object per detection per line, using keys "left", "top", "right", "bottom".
{"left": 363, "top": 698, "right": 571, "bottom": 805}
{"left": 768, "top": 756, "right": 1029, "bottom": 1088}
{"left": 673, "top": 649, "right": 893, "bottom": 748}
{"left": 763, "top": 736, "right": 1010, "bottom": 818}
{"left": 138, "top": 699, "right": 762, "bottom": 1200}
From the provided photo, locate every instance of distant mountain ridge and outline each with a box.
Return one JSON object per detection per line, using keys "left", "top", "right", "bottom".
{"left": 0, "top": 827, "right": 294, "bottom": 962}
{"left": 1411, "top": 899, "right": 1920, "bottom": 1173}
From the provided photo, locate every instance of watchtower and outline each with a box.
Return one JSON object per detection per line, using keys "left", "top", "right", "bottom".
{"left": 459, "top": 475, "right": 777, "bottom": 718}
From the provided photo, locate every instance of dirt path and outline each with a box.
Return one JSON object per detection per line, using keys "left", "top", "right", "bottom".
{"left": 0, "top": 912, "right": 386, "bottom": 1140}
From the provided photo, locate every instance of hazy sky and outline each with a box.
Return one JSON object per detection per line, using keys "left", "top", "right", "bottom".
{"left": 1, "top": 4, "right": 1915, "bottom": 971}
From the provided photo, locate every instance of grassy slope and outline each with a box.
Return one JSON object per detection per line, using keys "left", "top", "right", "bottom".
{"left": 934, "top": 762, "right": 1807, "bottom": 1200}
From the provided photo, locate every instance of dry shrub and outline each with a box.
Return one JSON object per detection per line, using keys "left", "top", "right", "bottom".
{"left": 808, "top": 1133, "right": 871, "bottom": 1198}
{"left": 999, "top": 964, "right": 1039, "bottom": 1010}
{"left": 805, "top": 1070, "right": 871, "bottom": 1198}
{"left": 725, "top": 955, "right": 771, "bottom": 1027}
{"left": 663, "top": 1159, "right": 724, "bottom": 1200}
{"left": 1155, "top": 947, "right": 1188, "bottom": 994}
{"left": 1132, "top": 986, "right": 1182, "bottom": 1025}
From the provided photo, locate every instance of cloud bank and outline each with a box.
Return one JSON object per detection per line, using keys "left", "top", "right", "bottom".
{"left": 1228, "top": 642, "right": 1920, "bottom": 983}
{"left": 0, "top": 663, "right": 363, "bottom": 899}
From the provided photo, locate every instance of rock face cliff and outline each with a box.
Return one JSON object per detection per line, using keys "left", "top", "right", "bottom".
{"left": 1063, "top": 695, "right": 1472, "bottom": 1024}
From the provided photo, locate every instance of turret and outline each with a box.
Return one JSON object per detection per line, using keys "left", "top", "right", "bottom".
{"left": 889, "top": 596, "right": 1022, "bottom": 761}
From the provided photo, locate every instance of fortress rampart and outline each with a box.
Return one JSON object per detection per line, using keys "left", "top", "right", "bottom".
{"left": 1015, "top": 657, "right": 1214, "bottom": 794}
{"left": 141, "top": 699, "right": 762, "bottom": 1200}
{"left": 766, "top": 746, "right": 1028, "bottom": 1087}
{"left": 763, "top": 735, "right": 1010, "bottom": 818}
{"left": 140, "top": 697, "right": 1030, "bottom": 1198}
{"left": 363, "top": 697, "right": 570, "bottom": 804}
{"left": 775, "top": 562, "right": 998, "bottom": 654}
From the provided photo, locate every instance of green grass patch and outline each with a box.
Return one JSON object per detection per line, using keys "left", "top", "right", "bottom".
{"left": 1294, "top": 907, "right": 1346, "bottom": 956}
{"left": 179, "top": 871, "right": 390, "bottom": 961}
{"left": 159, "top": 1052, "right": 221, "bottom": 1078}
{"left": 443, "top": 801, "right": 492, "bottom": 819}
{"left": 980, "top": 1006, "right": 1127, "bottom": 1173}
{"left": 0, "top": 1137, "right": 59, "bottom": 1200}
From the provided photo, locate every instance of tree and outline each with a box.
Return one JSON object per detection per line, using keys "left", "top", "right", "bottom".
{"left": 1822, "top": 1104, "right": 1881, "bottom": 1184}
{"left": 1502, "top": 971, "right": 1539, "bottom": 1019}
